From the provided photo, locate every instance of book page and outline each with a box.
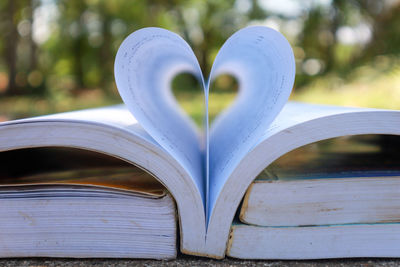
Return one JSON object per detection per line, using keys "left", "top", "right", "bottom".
{"left": 114, "top": 28, "right": 206, "bottom": 203}
{"left": 207, "top": 27, "right": 296, "bottom": 219}
{"left": 259, "top": 102, "right": 369, "bottom": 140}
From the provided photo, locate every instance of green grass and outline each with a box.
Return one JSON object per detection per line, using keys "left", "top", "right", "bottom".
{"left": 292, "top": 61, "right": 400, "bottom": 110}
{"left": 171, "top": 73, "right": 238, "bottom": 127}
{"left": 0, "top": 89, "right": 120, "bottom": 122}
{"left": 1, "top": 60, "right": 399, "bottom": 124}
{"left": 174, "top": 91, "right": 237, "bottom": 127}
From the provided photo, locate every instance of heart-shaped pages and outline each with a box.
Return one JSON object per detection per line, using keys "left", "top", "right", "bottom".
{"left": 114, "top": 27, "right": 295, "bottom": 213}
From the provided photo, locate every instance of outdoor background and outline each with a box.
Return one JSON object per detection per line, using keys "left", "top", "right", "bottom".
{"left": 0, "top": 0, "right": 399, "bottom": 125}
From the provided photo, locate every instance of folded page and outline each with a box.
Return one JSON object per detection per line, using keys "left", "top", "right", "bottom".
{"left": 115, "top": 28, "right": 206, "bottom": 203}
{"left": 208, "top": 27, "right": 295, "bottom": 220}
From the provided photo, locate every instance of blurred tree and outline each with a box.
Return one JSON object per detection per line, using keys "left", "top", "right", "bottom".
{"left": 0, "top": 0, "right": 399, "bottom": 98}
{"left": 3, "top": 0, "right": 19, "bottom": 95}
{"left": 296, "top": 0, "right": 400, "bottom": 87}
{"left": 356, "top": 1, "right": 400, "bottom": 63}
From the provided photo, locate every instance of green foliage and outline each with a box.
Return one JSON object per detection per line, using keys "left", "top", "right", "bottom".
{"left": 0, "top": 0, "right": 400, "bottom": 121}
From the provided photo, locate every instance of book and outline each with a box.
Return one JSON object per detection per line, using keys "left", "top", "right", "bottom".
{"left": 0, "top": 148, "right": 177, "bottom": 259}
{"left": 228, "top": 135, "right": 400, "bottom": 259}
{"left": 240, "top": 134, "right": 400, "bottom": 227}
{"left": 0, "top": 26, "right": 400, "bottom": 259}
{"left": 227, "top": 222, "right": 400, "bottom": 259}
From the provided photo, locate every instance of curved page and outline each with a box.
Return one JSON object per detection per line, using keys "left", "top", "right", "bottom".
{"left": 114, "top": 28, "right": 206, "bottom": 203}
{"left": 208, "top": 27, "right": 295, "bottom": 221}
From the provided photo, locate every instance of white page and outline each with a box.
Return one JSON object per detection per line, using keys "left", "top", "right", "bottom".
{"left": 3, "top": 105, "right": 154, "bottom": 144}
{"left": 114, "top": 28, "right": 206, "bottom": 203}
{"left": 260, "top": 102, "right": 371, "bottom": 141}
{"left": 207, "top": 27, "right": 295, "bottom": 220}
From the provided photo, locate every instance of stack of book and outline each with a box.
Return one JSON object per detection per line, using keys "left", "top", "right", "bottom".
{"left": 228, "top": 135, "right": 400, "bottom": 259}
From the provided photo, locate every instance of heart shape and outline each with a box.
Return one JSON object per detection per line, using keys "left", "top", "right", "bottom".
{"left": 114, "top": 27, "right": 295, "bottom": 208}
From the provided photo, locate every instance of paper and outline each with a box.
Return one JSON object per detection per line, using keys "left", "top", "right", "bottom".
{"left": 114, "top": 28, "right": 206, "bottom": 203}
{"left": 114, "top": 27, "right": 296, "bottom": 220}
{"left": 207, "top": 27, "right": 295, "bottom": 220}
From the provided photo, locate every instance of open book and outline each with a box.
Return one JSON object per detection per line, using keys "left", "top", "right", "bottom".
{"left": 0, "top": 26, "right": 400, "bottom": 259}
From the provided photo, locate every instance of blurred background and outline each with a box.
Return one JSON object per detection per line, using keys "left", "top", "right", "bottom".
{"left": 0, "top": 0, "right": 399, "bottom": 125}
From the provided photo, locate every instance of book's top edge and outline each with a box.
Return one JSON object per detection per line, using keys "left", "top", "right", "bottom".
{"left": 0, "top": 105, "right": 131, "bottom": 126}
{"left": 0, "top": 165, "right": 166, "bottom": 198}
{"left": 0, "top": 183, "right": 166, "bottom": 198}
{"left": 0, "top": 105, "right": 155, "bottom": 141}
{"left": 231, "top": 220, "right": 400, "bottom": 228}
{"left": 255, "top": 170, "right": 400, "bottom": 182}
